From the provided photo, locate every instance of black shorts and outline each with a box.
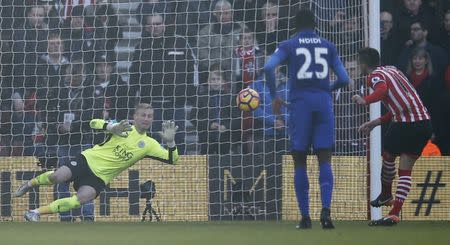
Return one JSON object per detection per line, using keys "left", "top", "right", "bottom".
{"left": 384, "top": 120, "right": 432, "bottom": 156}
{"left": 65, "top": 154, "right": 106, "bottom": 196}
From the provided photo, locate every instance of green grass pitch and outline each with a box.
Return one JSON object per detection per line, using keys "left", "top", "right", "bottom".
{"left": 1, "top": 221, "right": 449, "bottom": 245}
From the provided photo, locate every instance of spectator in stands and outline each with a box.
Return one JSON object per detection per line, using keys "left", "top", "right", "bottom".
{"left": 398, "top": 21, "right": 449, "bottom": 79}
{"left": 12, "top": 5, "right": 48, "bottom": 57}
{"left": 197, "top": 0, "right": 245, "bottom": 82}
{"left": 406, "top": 48, "right": 443, "bottom": 141}
{"left": 0, "top": 0, "right": 27, "bottom": 39}
{"left": 12, "top": 5, "right": 49, "bottom": 88}
{"left": 406, "top": 49, "right": 437, "bottom": 117}
{"left": 234, "top": 27, "right": 264, "bottom": 152}
{"left": 35, "top": 33, "right": 69, "bottom": 157}
{"left": 230, "top": 0, "right": 258, "bottom": 27}
{"left": 0, "top": 36, "right": 14, "bottom": 156}
{"left": 191, "top": 64, "right": 241, "bottom": 154}
{"left": 380, "top": 11, "right": 402, "bottom": 65}
{"left": 3, "top": 28, "right": 40, "bottom": 156}
{"left": 255, "top": 1, "right": 288, "bottom": 55}
{"left": 249, "top": 66, "right": 288, "bottom": 155}
{"left": 40, "top": 0, "right": 63, "bottom": 30}
{"left": 0, "top": 33, "right": 13, "bottom": 114}
{"left": 173, "top": 0, "right": 213, "bottom": 45}
{"left": 94, "top": 3, "right": 122, "bottom": 61}
{"left": 345, "top": 58, "right": 362, "bottom": 89}
{"left": 136, "top": 0, "right": 176, "bottom": 32}
{"left": 327, "top": 10, "right": 363, "bottom": 55}
{"left": 311, "top": 0, "right": 347, "bottom": 21}
{"left": 437, "top": 9, "right": 450, "bottom": 57}
{"left": 1, "top": 92, "right": 37, "bottom": 156}
{"left": 61, "top": 5, "right": 95, "bottom": 64}
{"left": 59, "top": 61, "right": 93, "bottom": 148}
{"left": 129, "top": 12, "right": 196, "bottom": 154}
{"left": 406, "top": 48, "right": 449, "bottom": 155}
{"left": 56, "top": 61, "right": 94, "bottom": 221}
{"left": 235, "top": 27, "right": 265, "bottom": 87}
{"left": 92, "top": 55, "right": 130, "bottom": 121}
{"left": 83, "top": 56, "right": 130, "bottom": 144}
{"left": 334, "top": 58, "right": 367, "bottom": 154}
{"left": 394, "top": 0, "right": 439, "bottom": 46}
{"left": 439, "top": 67, "right": 450, "bottom": 155}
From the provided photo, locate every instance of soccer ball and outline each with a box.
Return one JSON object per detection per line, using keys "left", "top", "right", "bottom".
{"left": 236, "top": 88, "right": 260, "bottom": 112}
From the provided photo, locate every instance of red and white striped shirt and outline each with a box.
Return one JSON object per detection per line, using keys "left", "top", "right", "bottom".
{"left": 367, "top": 66, "right": 430, "bottom": 123}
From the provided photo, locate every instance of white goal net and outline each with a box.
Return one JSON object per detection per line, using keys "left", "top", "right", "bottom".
{"left": 0, "top": 0, "right": 369, "bottom": 221}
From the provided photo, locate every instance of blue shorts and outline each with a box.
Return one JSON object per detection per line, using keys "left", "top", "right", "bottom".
{"left": 288, "top": 90, "right": 334, "bottom": 152}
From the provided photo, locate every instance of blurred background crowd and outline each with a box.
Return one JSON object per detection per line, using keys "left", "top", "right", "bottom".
{"left": 0, "top": 0, "right": 449, "bottom": 161}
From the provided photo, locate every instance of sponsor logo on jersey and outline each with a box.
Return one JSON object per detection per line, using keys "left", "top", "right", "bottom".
{"left": 138, "top": 140, "right": 145, "bottom": 148}
{"left": 113, "top": 144, "right": 134, "bottom": 161}
{"left": 371, "top": 76, "right": 381, "bottom": 84}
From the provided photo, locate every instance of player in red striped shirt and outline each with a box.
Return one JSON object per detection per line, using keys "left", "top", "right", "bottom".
{"left": 352, "top": 48, "right": 432, "bottom": 226}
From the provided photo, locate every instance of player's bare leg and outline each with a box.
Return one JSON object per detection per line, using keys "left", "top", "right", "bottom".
{"left": 370, "top": 152, "right": 397, "bottom": 207}
{"left": 317, "top": 149, "right": 334, "bottom": 229}
{"left": 15, "top": 166, "right": 72, "bottom": 197}
{"left": 292, "top": 151, "right": 312, "bottom": 229}
{"left": 370, "top": 153, "right": 417, "bottom": 226}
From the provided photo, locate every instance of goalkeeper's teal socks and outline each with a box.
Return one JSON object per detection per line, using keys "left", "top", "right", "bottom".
{"left": 294, "top": 166, "right": 310, "bottom": 217}
{"left": 319, "top": 163, "right": 334, "bottom": 209}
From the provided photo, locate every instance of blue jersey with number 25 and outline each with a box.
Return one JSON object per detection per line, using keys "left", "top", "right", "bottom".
{"left": 264, "top": 30, "right": 349, "bottom": 151}
{"left": 267, "top": 30, "right": 349, "bottom": 101}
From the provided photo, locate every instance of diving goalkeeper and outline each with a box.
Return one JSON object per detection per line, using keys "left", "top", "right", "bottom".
{"left": 14, "top": 103, "right": 179, "bottom": 222}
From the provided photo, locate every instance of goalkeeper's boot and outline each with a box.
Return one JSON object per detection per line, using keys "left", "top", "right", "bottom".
{"left": 368, "top": 214, "right": 400, "bottom": 227}
{"left": 296, "top": 216, "right": 312, "bottom": 229}
{"left": 370, "top": 193, "right": 393, "bottom": 207}
{"left": 14, "top": 181, "right": 32, "bottom": 197}
{"left": 320, "top": 208, "right": 335, "bottom": 229}
{"left": 24, "top": 210, "right": 40, "bottom": 222}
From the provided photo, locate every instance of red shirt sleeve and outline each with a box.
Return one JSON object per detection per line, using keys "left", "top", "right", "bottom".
{"left": 363, "top": 82, "right": 388, "bottom": 104}
{"left": 379, "top": 111, "right": 392, "bottom": 124}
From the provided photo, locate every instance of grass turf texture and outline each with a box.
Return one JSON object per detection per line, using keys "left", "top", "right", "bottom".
{"left": 1, "top": 221, "right": 448, "bottom": 245}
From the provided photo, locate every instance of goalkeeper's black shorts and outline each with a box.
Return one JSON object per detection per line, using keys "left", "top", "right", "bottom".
{"left": 64, "top": 154, "right": 106, "bottom": 197}
{"left": 384, "top": 120, "right": 432, "bottom": 156}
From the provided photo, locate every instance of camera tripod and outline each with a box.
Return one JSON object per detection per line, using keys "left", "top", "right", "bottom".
{"left": 141, "top": 198, "right": 161, "bottom": 222}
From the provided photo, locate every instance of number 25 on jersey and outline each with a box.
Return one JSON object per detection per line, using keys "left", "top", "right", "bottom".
{"left": 296, "top": 47, "right": 329, "bottom": 80}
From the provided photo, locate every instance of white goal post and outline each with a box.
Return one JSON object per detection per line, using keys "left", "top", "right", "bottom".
{"left": 368, "top": 0, "right": 382, "bottom": 220}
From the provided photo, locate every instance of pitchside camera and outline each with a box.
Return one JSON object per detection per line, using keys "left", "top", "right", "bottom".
{"left": 139, "top": 180, "right": 160, "bottom": 222}
{"left": 140, "top": 180, "right": 156, "bottom": 200}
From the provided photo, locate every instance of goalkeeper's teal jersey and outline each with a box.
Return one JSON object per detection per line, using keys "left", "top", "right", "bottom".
{"left": 82, "top": 119, "right": 179, "bottom": 184}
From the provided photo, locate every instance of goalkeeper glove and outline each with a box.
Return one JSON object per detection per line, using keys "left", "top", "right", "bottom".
{"left": 159, "top": 120, "right": 178, "bottom": 148}
{"left": 106, "top": 120, "right": 132, "bottom": 137}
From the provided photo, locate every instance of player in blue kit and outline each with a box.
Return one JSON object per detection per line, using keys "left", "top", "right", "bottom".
{"left": 264, "top": 9, "right": 350, "bottom": 229}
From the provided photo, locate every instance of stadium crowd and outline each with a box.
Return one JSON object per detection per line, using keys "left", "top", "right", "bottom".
{"left": 0, "top": 0, "right": 449, "bottom": 161}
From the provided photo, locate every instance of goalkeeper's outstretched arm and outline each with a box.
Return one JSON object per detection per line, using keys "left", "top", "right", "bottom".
{"left": 147, "top": 120, "right": 180, "bottom": 164}
{"left": 146, "top": 138, "right": 180, "bottom": 165}
{"left": 90, "top": 119, "right": 132, "bottom": 137}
